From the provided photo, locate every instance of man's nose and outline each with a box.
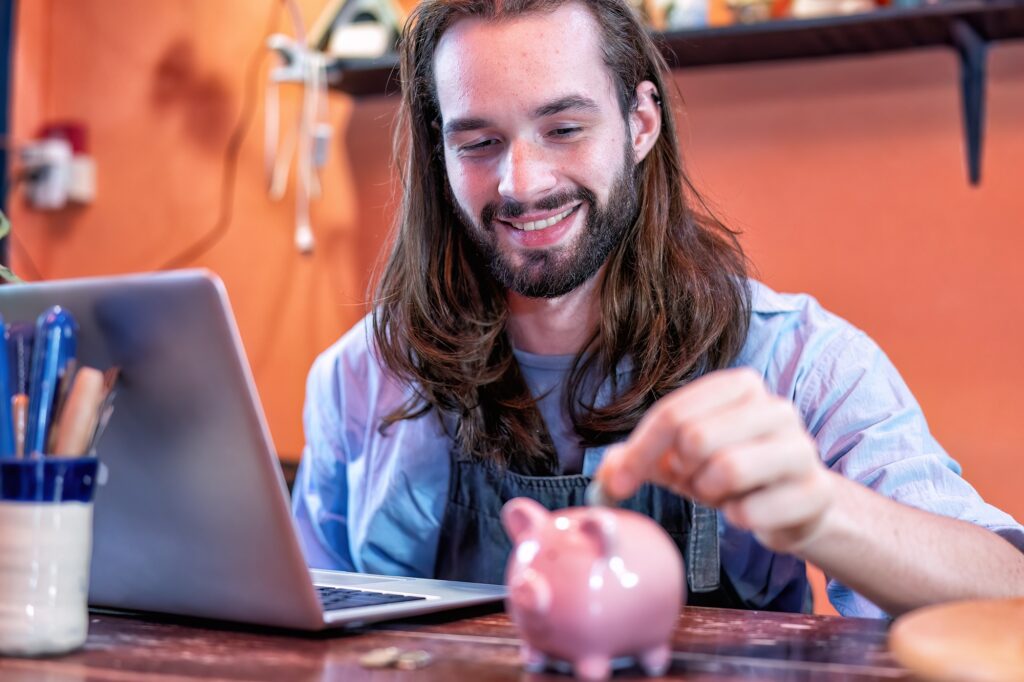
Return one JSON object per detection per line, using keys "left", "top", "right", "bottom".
{"left": 497, "top": 141, "right": 558, "bottom": 203}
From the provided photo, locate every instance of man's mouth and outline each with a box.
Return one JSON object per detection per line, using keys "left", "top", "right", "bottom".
{"left": 500, "top": 204, "right": 580, "bottom": 232}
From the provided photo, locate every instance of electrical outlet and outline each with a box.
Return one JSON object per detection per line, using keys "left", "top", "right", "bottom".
{"left": 21, "top": 138, "right": 73, "bottom": 210}
{"left": 21, "top": 122, "right": 97, "bottom": 210}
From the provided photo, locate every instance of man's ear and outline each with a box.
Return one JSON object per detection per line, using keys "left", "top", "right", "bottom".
{"left": 629, "top": 80, "right": 662, "bottom": 164}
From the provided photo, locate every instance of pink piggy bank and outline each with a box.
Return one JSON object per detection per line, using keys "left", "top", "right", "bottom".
{"left": 501, "top": 496, "right": 685, "bottom": 681}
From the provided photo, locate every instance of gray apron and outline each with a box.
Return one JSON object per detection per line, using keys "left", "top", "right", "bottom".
{"left": 433, "top": 449, "right": 752, "bottom": 609}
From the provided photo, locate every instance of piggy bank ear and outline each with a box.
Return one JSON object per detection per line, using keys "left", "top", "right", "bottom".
{"left": 579, "top": 509, "right": 617, "bottom": 558}
{"left": 501, "top": 497, "right": 549, "bottom": 544}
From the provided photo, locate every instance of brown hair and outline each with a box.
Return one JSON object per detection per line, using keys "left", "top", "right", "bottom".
{"left": 372, "top": 0, "right": 751, "bottom": 474}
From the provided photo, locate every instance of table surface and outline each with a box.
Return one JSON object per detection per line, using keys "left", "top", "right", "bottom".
{"left": 0, "top": 605, "right": 916, "bottom": 681}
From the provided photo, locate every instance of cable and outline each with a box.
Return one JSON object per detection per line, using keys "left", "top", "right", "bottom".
{"left": 264, "top": 0, "right": 329, "bottom": 255}
{"left": 157, "top": 0, "right": 284, "bottom": 271}
{"left": 6, "top": 223, "right": 45, "bottom": 282}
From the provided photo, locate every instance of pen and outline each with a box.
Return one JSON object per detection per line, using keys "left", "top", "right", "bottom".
{"left": 0, "top": 315, "right": 13, "bottom": 456}
{"left": 12, "top": 393, "right": 27, "bottom": 458}
{"left": 25, "top": 306, "right": 78, "bottom": 456}
{"left": 7, "top": 321, "right": 35, "bottom": 396}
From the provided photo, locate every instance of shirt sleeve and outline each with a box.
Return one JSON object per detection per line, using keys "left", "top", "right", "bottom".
{"left": 291, "top": 346, "right": 357, "bottom": 571}
{"left": 797, "top": 328, "right": 1024, "bottom": 618}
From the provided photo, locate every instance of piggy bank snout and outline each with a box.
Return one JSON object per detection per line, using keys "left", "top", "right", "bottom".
{"left": 501, "top": 498, "right": 685, "bottom": 680}
{"left": 508, "top": 568, "right": 552, "bottom": 614}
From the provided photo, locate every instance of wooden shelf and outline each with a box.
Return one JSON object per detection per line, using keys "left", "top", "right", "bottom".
{"left": 325, "top": 2, "right": 1024, "bottom": 94}
{"left": 322, "top": 0, "right": 1024, "bottom": 183}
{"left": 659, "top": 0, "right": 1024, "bottom": 68}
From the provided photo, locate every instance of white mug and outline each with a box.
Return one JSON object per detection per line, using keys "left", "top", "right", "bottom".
{"left": 0, "top": 457, "right": 99, "bottom": 656}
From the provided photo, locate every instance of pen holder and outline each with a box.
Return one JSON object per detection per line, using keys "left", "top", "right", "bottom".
{"left": 0, "top": 456, "right": 100, "bottom": 656}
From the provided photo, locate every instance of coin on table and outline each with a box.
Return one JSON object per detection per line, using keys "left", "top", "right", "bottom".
{"left": 395, "top": 649, "right": 434, "bottom": 670}
{"left": 358, "top": 646, "right": 401, "bottom": 668}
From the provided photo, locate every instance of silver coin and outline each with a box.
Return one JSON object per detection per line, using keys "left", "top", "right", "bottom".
{"left": 395, "top": 649, "right": 434, "bottom": 670}
{"left": 358, "top": 646, "right": 401, "bottom": 668}
{"left": 585, "top": 479, "right": 617, "bottom": 507}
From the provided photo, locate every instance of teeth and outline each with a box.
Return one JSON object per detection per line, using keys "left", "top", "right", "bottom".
{"left": 510, "top": 206, "right": 575, "bottom": 232}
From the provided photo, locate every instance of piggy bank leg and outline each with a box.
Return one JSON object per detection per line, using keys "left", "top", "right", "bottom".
{"left": 574, "top": 655, "right": 612, "bottom": 681}
{"left": 520, "top": 644, "right": 547, "bottom": 672}
{"left": 638, "top": 644, "right": 672, "bottom": 676}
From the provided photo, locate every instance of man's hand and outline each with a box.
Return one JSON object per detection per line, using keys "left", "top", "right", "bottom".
{"left": 596, "top": 367, "right": 836, "bottom": 554}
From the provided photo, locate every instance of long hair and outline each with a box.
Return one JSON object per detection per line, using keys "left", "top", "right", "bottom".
{"left": 372, "top": 0, "right": 751, "bottom": 475}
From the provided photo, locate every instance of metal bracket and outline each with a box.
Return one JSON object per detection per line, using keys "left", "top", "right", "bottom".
{"left": 951, "top": 19, "right": 987, "bottom": 186}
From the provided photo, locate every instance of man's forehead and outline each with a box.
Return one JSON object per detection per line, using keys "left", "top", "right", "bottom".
{"left": 432, "top": 3, "right": 616, "bottom": 122}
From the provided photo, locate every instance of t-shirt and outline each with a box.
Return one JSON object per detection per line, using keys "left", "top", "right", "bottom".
{"left": 291, "top": 280, "right": 1024, "bottom": 617}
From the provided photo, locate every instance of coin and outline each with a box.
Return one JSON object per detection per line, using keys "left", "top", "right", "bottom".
{"left": 358, "top": 646, "right": 401, "bottom": 668}
{"left": 395, "top": 649, "right": 434, "bottom": 670}
{"left": 584, "top": 479, "right": 617, "bottom": 507}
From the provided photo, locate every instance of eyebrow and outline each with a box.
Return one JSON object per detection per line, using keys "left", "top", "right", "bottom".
{"left": 533, "top": 95, "right": 600, "bottom": 118}
{"left": 442, "top": 117, "right": 491, "bottom": 137}
{"left": 441, "top": 95, "right": 601, "bottom": 138}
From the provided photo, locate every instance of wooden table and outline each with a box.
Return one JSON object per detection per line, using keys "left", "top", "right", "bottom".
{"left": 0, "top": 605, "right": 915, "bottom": 680}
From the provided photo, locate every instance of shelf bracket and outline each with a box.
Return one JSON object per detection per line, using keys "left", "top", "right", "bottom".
{"left": 951, "top": 19, "right": 987, "bottom": 186}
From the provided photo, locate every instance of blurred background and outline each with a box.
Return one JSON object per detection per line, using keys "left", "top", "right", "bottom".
{"left": 3, "top": 0, "right": 1022, "bottom": 612}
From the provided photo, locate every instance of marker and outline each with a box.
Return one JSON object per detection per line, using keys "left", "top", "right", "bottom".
{"left": 25, "top": 306, "right": 78, "bottom": 456}
{"left": 0, "top": 315, "right": 13, "bottom": 456}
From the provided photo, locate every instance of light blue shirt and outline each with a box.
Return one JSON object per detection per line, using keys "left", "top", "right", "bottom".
{"left": 292, "top": 281, "right": 1024, "bottom": 618}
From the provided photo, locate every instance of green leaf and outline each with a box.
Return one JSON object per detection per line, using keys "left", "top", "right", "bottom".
{"left": 0, "top": 210, "right": 23, "bottom": 283}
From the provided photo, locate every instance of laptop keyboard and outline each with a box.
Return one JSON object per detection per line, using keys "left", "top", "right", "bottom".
{"left": 315, "top": 585, "right": 427, "bottom": 611}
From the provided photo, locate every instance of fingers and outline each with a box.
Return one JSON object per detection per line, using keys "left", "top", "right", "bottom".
{"left": 721, "top": 470, "right": 835, "bottom": 553}
{"left": 592, "top": 365, "right": 834, "bottom": 554}
{"left": 599, "top": 367, "right": 766, "bottom": 499}
{"left": 689, "top": 428, "right": 818, "bottom": 506}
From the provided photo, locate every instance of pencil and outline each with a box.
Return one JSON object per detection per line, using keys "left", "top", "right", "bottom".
{"left": 52, "top": 367, "right": 105, "bottom": 457}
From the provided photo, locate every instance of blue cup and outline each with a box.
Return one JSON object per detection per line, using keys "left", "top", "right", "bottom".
{"left": 0, "top": 457, "right": 100, "bottom": 656}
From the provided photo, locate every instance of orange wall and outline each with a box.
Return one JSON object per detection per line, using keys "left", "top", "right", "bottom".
{"left": 9, "top": 2, "right": 1024, "bottom": 534}
{"left": 9, "top": 0, "right": 394, "bottom": 464}
{"left": 677, "top": 47, "right": 1024, "bottom": 527}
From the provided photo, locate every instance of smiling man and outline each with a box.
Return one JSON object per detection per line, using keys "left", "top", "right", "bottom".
{"left": 293, "top": 0, "right": 1024, "bottom": 617}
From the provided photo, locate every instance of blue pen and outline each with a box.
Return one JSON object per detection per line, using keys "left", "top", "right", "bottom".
{"left": 0, "top": 316, "right": 13, "bottom": 456}
{"left": 25, "top": 306, "right": 78, "bottom": 456}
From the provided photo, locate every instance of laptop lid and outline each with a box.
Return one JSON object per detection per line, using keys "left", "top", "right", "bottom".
{"left": 0, "top": 270, "right": 504, "bottom": 630}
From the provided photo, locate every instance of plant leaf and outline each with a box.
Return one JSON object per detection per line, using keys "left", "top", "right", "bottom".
{"left": 0, "top": 210, "right": 23, "bottom": 283}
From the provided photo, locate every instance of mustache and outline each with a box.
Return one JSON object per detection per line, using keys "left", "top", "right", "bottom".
{"left": 482, "top": 188, "right": 597, "bottom": 226}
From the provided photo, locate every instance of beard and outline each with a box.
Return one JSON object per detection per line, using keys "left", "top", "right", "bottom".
{"left": 455, "top": 147, "right": 639, "bottom": 299}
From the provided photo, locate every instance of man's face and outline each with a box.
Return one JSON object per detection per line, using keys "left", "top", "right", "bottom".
{"left": 433, "top": 3, "right": 643, "bottom": 299}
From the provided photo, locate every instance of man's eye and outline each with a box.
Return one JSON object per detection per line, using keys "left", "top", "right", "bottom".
{"left": 550, "top": 127, "right": 581, "bottom": 138}
{"left": 460, "top": 139, "right": 497, "bottom": 153}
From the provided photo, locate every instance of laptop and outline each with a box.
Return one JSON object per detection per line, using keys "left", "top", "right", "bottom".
{"left": 0, "top": 269, "right": 506, "bottom": 630}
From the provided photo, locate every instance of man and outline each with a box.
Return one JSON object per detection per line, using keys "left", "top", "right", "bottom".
{"left": 293, "top": 0, "right": 1024, "bottom": 617}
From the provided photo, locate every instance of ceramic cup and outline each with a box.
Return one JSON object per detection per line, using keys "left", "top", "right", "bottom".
{"left": 0, "top": 456, "right": 100, "bottom": 656}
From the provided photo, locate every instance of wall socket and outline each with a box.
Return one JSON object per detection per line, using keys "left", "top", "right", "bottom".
{"left": 20, "top": 129, "right": 96, "bottom": 210}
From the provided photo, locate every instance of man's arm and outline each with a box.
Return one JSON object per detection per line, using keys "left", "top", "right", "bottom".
{"left": 292, "top": 345, "right": 358, "bottom": 572}
{"left": 798, "top": 471, "right": 1024, "bottom": 615}
{"left": 595, "top": 367, "right": 1024, "bottom": 617}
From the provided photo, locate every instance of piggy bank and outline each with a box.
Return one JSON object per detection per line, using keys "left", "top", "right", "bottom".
{"left": 501, "top": 497, "right": 685, "bottom": 681}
